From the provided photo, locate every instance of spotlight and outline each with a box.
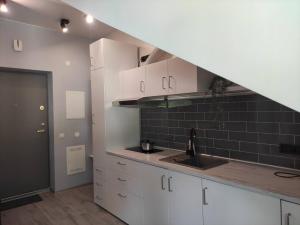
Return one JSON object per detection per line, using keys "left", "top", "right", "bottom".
{"left": 60, "top": 19, "right": 70, "bottom": 33}
{"left": 85, "top": 14, "right": 94, "bottom": 24}
{"left": 0, "top": 0, "right": 8, "bottom": 13}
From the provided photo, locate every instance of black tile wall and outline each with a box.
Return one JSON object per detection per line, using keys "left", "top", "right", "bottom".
{"left": 141, "top": 94, "right": 300, "bottom": 170}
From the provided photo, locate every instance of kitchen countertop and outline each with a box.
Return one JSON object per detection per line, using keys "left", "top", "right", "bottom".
{"left": 106, "top": 148, "right": 300, "bottom": 205}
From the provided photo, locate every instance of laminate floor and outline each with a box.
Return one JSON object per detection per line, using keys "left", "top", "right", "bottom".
{"left": 1, "top": 185, "right": 126, "bottom": 225}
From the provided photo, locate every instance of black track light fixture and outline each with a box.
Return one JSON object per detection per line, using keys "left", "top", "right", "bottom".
{"left": 60, "top": 18, "right": 70, "bottom": 33}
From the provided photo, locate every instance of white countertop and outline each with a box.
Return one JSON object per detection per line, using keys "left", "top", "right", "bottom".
{"left": 107, "top": 148, "right": 300, "bottom": 205}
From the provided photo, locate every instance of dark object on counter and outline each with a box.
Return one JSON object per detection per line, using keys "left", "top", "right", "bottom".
{"left": 186, "top": 128, "right": 197, "bottom": 157}
{"left": 280, "top": 144, "right": 300, "bottom": 155}
{"left": 0, "top": 195, "right": 42, "bottom": 211}
{"left": 274, "top": 171, "right": 300, "bottom": 179}
{"left": 126, "top": 146, "right": 163, "bottom": 154}
{"left": 140, "top": 140, "right": 154, "bottom": 151}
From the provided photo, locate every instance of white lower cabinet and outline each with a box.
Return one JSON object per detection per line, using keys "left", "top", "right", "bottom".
{"left": 202, "top": 179, "right": 281, "bottom": 225}
{"left": 142, "top": 164, "right": 203, "bottom": 225}
{"left": 97, "top": 155, "right": 284, "bottom": 225}
{"left": 142, "top": 165, "right": 169, "bottom": 225}
{"left": 168, "top": 171, "right": 204, "bottom": 225}
{"left": 281, "top": 201, "right": 300, "bottom": 225}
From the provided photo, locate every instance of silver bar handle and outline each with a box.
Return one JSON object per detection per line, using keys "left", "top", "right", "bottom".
{"left": 168, "top": 76, "right": 174, "bottom": 89}
{"left": 202, "top": 187, "right": 208, "bottom": 205}
{"left": 286, "top": 213, "right": 291, "bottom": 225}
{"left": 162, "top": 77, "right": 167, "bottom": 89}
{"left": 36, "top": 129, "right": 46, "bottom": 133}
{"left": 161, "top": 175, "right": 166, "bottom": 190}
{"left": 140, "top": 80, "right": 143, "bottom": 92}
{"left": 95, "top": 168, "right": 102, "bottom": 173}
{"left": 118, "top": 193, "right": 127, "bottom": 198}
{"left": 117, "top": 161, "right": 126, "bottom": 166}
{"left": 117, "top": 177, "right": 127, "bottom": 182}
{"left": 168, "top": 176, "right": 173, "bottom": 192}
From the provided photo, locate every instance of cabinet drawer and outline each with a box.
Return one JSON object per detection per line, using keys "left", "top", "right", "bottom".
{"left": 106, "top": 182, "right": 143, "bottom": 225}
{"left": 106, "top": 154, "right": 141, "bottom": 177}
{"left": 94, "top": 167, "right": 105, "bottom": 182}
{"left": 107, "top": 169, "right": 143, "bottom": 198}
{"left": 94, "top": 182, "right": 104, "bottom": 206}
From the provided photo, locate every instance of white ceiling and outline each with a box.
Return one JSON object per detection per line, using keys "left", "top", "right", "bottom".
{"left": 0, "top": 0, "right": 116, "bottom": 40}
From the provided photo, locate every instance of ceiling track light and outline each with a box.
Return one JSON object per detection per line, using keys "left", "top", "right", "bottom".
{"left": 85, "top": 14, "right": 94, "bottom": 24}
{"left": 60, "top": 18, "right": 70, "bottom": 33}
{"left": 0, "top": 0, "right": 8, "bottom": 13}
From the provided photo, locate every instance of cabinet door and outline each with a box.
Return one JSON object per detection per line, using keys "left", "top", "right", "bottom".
{"left": 169, "top": 171, "right": 204, "bottom": 225}
{"left": 142, "top": 164, "right": 169, "bottom": 225}
{"left": 202, "top": 179, "right": 281, "bottom": 225}
{"left": 90, "top": 40, "right": 103, "bottom": 70}
{"left": 167, "top": 57, "right": 198, "bottom": 95}
{"left": 146, "top": 60, "right": 168, "bottom": 97}
{"left": 282, "top": 201, "right": 300, "bottom": 225}
{"left": 119, "top": 66, "right": 146, "bottom": 100}
{"left": 91, "top": 69, "right": 105, "bottom": 170}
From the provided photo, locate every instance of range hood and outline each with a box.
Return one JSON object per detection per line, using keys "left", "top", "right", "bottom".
{"left": 113, "top": 82, "right": 253, "bottom": 108}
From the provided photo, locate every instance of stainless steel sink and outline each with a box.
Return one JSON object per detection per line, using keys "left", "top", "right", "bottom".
{"left": 160, "top": 153, "right": 228, "bottom": 170}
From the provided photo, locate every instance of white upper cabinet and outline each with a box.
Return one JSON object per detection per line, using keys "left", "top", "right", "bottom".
{"left": 90, "top": 40, "right": 103, "bottom": 70}
{"left": 202, "top": 179, "right": 281, "bottom": 225}
{"left": 119, "top": 66, "right": 146, "bottom": 100}
{"left": 145, "top": 60, "right": 169, "bottom": 97}
{"left": 281, "top": 201, "right": 300, "bottom": 225}
{"left": 167, "top": 57, "right": 198, "bottom": 95}
{"left": 118, "top": 57, "right": 215, "bottom": 99}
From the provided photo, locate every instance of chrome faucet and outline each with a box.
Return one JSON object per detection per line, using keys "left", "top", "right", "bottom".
{"left": 186, "top": 128, "right": 197, "bottom": 157}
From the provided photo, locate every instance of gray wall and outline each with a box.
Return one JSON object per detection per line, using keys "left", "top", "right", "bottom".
{"left": 0, "top": 19, "right": 93, "bottom": 191}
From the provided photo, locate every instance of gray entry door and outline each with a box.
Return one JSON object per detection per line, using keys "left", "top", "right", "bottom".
{"left": 0, "top": 71, "right": 49, "bottom": 199}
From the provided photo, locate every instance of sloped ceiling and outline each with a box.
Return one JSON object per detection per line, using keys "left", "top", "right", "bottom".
{"left": 1, "top": 0, "right": 115, "bottom": 40}
{"left": 63, "top": 0, "right": 300, "bottom": 112}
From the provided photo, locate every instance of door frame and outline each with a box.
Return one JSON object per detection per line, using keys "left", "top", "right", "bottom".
{"left": 0, "top": 67, "right": 55, "bottom": 194}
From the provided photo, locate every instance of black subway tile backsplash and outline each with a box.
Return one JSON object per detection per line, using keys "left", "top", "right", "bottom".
{"left": 141, "top": 94, "right": 300, "bottom": 170}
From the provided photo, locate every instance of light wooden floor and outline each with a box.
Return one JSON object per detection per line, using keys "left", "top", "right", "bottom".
{"left": 1, "top": 185, "right": 126, "bottom": 225}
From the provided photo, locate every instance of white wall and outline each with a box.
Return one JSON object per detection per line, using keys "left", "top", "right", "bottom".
{"left": 107, "top": 30, "right": 154, "bottom": 58}
{"left": 63, "top": 0, "right": 300, "bottom": 112}
{"left": 0, "top": 19, "right": 93, "bottom": 191}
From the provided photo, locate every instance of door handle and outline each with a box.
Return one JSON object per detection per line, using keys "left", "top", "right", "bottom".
{"left": 168, "top": 76, "right": 174, "bottom": 89}
{"left": 161, "top": 175, "right": 166, "bottom": 190}
{"left": 202, "top": 187, "right": 208, "bottom": 205}
{"left": 286, "top": 213, "right": 291, "bottom": 225}
{"left": 140, "top": 80, "right": 145, "bottom": 93}
{"left": 36, "top": 129, "right": 46, "bottom": 133}
{"left": 118, "top": 193, "right": 127, "bottom": 198}
{"left": 117, "top": 177, "right": 127, "bottom": 182}
{"left": 168, "top": 176, "right": 173, "bottom": 192}
{"left": 162, "top": 77, "right": 167, "bottom": 90}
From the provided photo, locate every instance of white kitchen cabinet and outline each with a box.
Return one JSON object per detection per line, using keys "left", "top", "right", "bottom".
{"left": 167, "top": 57, "right": 198, "bottom": 95}
{"left": 119, "top": 66, "right": 146, "bottom": 100}
{"left": 90, "top": 40, "right": 103, "bottom": 70}
{"left": 202, "top": 179, "right": 281, "bottom": 225}
{"left": 90, "top": 38, "right": 140, "bottom": 210}
{"left": 142, "top": 164, "right": 203, "bottom": 225}
{"left": 142, "top": 164, "right": 169, "bottom": 225}
{"left": 168, "top": 171, "right": 203, "bottom": 225}
{"left": 281, "top": 201, "right": 300, "bottom": 225}
{"left": 91, "top": 69, "right": 105, "bottom": 170}
{"left": 119, "top": 57, "right": 214, "bottom": 99}
{"left": 145, "top": 60, "right": 169, "bottom": 96}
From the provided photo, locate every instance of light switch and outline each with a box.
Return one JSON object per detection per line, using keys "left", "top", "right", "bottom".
{"left": 59, "top": 133, "right": 65, "bottom": 138}
{"left": 74, "top": 132, "right": 80, "bottom": 138}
